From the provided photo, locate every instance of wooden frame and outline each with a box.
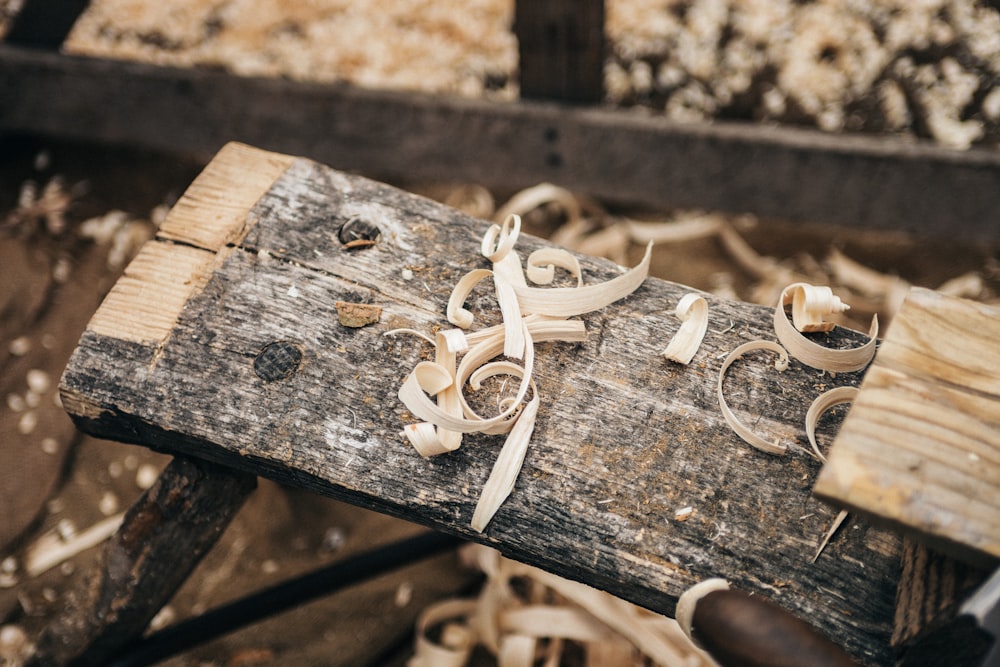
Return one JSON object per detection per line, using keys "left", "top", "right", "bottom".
{"left": 2, "top": 0, "right": 1000, "bottom": 241}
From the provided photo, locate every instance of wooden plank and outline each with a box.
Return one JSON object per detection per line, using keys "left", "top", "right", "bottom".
{"left": 59, "top": 143, "right": 902, "bottom": 664}
{"left": 28, "top": 456, "right": 256, "bottom": 667}
{"left": 515, "top": 0, "right": 605, "bottom": 103}
{"left": 815, "top": 288, "right": 1000, "bottom": 566}
{"left": 2, "top": 0, "right": 92, "bottom": 49}
{"left": 2, "top": 46, "right": 999, "bottom": 242}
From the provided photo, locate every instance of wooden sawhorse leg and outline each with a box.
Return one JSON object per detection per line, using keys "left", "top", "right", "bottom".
{"left": 27, "top": 456, "right": 256, "bottom": 667}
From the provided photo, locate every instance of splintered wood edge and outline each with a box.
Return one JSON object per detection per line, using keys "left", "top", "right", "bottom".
{"left": 87, "top": 142, "right": 296, "bottom": 344}
{"left": 815, "top": 288, "right": 1000, "bottom": 564}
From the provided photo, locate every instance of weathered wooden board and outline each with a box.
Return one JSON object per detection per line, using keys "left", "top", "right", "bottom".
{"left": 60, "top": 143, "right": 900, "bottom": 664}
{"left": 815, "top": 288, "right": 1000, "bottom": 567}
{"left": 2, "top": 45, "right": 1000, "bottom": 241}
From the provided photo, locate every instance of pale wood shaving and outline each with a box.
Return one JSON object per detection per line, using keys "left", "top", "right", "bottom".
{"left": 675, "top": 578, "right": 730, "bottom": 646}
{"left": 774, "top": 282, "right": 878, "bottom": 372}
{"left": 805, "top": 386, "right": 859, "bottom": 464}
{"left": 663, "top": 293, "right": 709, "bottom": 365}
{"left": 25, "top": 513, "right": 125, "bottom": 577}
{"left": 395, "top": 214, "right": 650, "bottom": 532}
{"left": 812, "top": 509, "right": 850, "bottom": 564}
{"left": 717, "top": 340, "right": 790, "bottom": 456}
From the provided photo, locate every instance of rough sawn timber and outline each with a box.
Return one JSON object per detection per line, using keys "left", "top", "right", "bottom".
{"left": 60, "top": 143, "right": 900, "bottom": 665}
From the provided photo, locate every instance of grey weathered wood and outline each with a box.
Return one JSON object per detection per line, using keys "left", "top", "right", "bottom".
{"left": 2, "top": 46, "right": 999, "bottom": 241}
{"left": 27, "top": 456, "right": 256, "bottom": 667}
{"left": 60, "top": 143, "right": 900, "bottom": 665}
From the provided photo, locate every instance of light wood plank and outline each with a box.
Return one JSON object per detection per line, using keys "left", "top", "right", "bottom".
{"left": 815, "top": 288, "right": 1000, "bottom": 565}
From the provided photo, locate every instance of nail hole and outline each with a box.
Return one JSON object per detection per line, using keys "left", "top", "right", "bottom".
{"left": 545, "top": 152, "right": 563, "bottom": 168}
{"left": 338, "top": 219, "right": 381, "bottom": 249}
{"left": 254, "top": 341, "right": 303, "bottom": 382}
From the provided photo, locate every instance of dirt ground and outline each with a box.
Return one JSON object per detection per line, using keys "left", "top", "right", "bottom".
{"left": 0, "top": 129, "right": 997, "bottom": 667}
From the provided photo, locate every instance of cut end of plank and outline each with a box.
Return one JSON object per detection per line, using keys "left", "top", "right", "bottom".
{"left": 87, "top": 242, "right": 217, "bottom": 344}
{"left": 158, "top": 142, "right": 296, "bottom": 251}
{"left": 86, "top": 143, "right": 296, "bottom": 344}
{"left": 815, "top": 288, "right": 1000, "bottom": 565}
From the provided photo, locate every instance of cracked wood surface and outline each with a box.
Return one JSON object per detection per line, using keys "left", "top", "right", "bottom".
{"left": 60, "top": 143, "right": 900, "bottom": 665}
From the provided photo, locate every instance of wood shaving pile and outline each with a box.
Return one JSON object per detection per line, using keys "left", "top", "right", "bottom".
{"left": 409, "top": 544, "right": 716, "bottom": 667}
{"left": 3, "top": 0, "right": 999, "bottom": 148}
{"left": 447, "top": 183, "right": 995, "bottom": 332}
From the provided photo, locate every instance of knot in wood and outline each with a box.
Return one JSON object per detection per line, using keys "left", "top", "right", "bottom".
{"left": 253, "top": 341, "right": 303, "bottom": 382}
{"left": 338, "top": 218, "right": 381, "bottom": 249}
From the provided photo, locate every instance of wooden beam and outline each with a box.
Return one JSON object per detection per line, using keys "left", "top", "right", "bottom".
{"left": 60, "top": 142, "right": 901, "bottom": 664}
{"left": 515, "top": 0, "right": 605, "bottom": 103}
{"left": 1, "top": 47, "right": 999, "bottom": 241}
{"left": 2, "top": 0, "right": 92, "bottom": 50}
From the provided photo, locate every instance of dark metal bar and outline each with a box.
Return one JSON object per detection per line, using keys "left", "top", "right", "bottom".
{"left": 106, "top": 531, "right": 463, "bottom": 667}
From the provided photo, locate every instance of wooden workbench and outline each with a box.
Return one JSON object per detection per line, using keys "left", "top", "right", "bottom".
{"left": 58, "top": 142, "right": 901, "bottom": 665}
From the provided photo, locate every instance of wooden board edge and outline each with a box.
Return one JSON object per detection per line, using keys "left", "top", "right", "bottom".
{"left": 157, "top": 142, "right": 296, "bottom": 251}
{"left": 84, "top": 142, "right": 295, "bottom": 346}
{"left": 85, "top": 241, "right": 219, "bottom": 344}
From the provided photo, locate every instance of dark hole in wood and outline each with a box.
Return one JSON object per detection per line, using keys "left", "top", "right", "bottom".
{"left": 545, "top": 152, "right": 564, "bottom": 168}
{"left": 544, "top": 126, "right": 559, "bottom": 142}
{"left": 253, "top": 341, "right": 303, "bottom": 382}
{"left": 337, "top": 218, "right": 381, "bottom": 246}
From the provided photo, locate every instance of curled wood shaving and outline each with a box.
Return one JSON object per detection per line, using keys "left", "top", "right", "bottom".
{"left": 774, "top": 282, "right": 878, "bottom": 372}
{"left": 783, "top": 283, "right": 849, "bottom": 333}
{"left": 493, "top": 183, "right": 583, "bottom": 227}
{"left": 805, "top": 386, "right": 859, "bottom": 463}
{"left": 525, "top": 248, "right": 583, "bottom": 287}
{"left": 663, "top": 293, "right": 709, "bottom": 365}
{"left": 805, "top": 386, "right": 857, "bottom": 562}
{"left": 409, "top": 545, "right": 716, "bottom": 667}
{"left": 717, "top": 340, "right": 790, "bottom": 455}
{"left": 513, "top": 242, "right": 653, "bottom": 318}
{"left": 623, "top": 215, "right": 723, "bottom": 244}
{"left": 396, "top": 215, "right": 649, "bottom": 531}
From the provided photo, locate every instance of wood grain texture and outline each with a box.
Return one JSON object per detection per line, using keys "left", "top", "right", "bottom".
{"left": 61, "top": 144, "right": 900, "bottom": 664}
{"left": 3, "top": 46, "right": 1000, "bottom": 241}
{"left": 84, "top": 143, "right": 292, "bottom": 345}
{"left": 815, "top": 288, "right": 1000, "bottom": 566}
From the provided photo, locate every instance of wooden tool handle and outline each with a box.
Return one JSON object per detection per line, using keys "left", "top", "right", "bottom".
{"left": 693, "top": 589, "right": 861, "bottom": 667}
